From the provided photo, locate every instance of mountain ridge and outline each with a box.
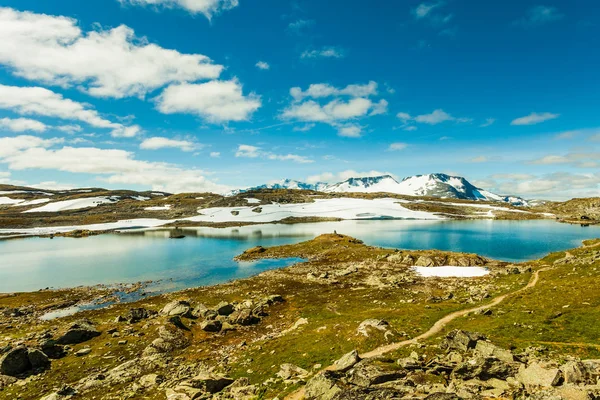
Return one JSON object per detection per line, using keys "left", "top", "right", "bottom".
{"left": 232, "top": 173, "right": 529, "bottom": 206}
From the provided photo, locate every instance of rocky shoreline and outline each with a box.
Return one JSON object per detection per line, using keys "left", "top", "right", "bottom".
{"left": 0, "top": 234, "right": 599, "bottom": 399}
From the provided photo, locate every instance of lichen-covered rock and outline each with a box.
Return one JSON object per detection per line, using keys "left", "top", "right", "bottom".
{"left": 333, "top": 350, "right": 361, "bottom": 372}
{"left": 160, "top": 300, "right": 191, "bottom": 317}
{"left": 200, "top": 320, "right": 222, "bottom": 333}
{"left": 442, "top": 330, "right": 486, "bottom": 352}
{"left": 516, "top": 362, "right": 563, "bottom": 388}
{"left": 305, "top": 371, "right": 343, "bottom": 400}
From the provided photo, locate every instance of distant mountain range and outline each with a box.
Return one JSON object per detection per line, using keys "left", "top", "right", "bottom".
{"left": 231, "top": 173, "right": 529, "bottom": 206}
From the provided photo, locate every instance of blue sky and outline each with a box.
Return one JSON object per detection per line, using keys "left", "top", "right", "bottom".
{"left": 0, "top": 0, "right": 598, "bottom": 199}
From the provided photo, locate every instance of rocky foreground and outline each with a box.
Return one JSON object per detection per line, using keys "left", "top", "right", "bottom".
{"left": 1, "top": 234, "right": 600, "bottom": 399}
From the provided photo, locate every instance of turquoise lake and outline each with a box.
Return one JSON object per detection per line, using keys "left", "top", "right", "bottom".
{"left": 0, "top": 219, "right": 598, "bottom": 293}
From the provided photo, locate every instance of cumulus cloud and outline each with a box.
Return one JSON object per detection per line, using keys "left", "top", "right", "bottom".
{"left": 511, "top": 112, "right": 559, "bottom": 126}
{"left": 118, "top": 0, "right": 238, "bottom": 19}
{"left": 485, "top": 172, "right": 600, "bottom": 200}
{"left": 282, "top": 82, "right": 387, "bottom": 138}
{"left": 0, "top": 135, "right": 229, "bottom": 193}
{"left": 235, "top": 144, "right": 313, "bottom": 164}
{"left": 0, "top": 117, "right": 47, "bottom": 133}
{"left": 210, "top": 151, "right": 220, "bottom": 158}
{"left": 255, "top": 61, "right": 270, "bottom": 70}
{"left": 397, "top": 109, "right": 471, "bottom": 126}
{"left": 0, "top": 84, "right": 141, "bottom": 137}
{"left": 290, "top": 81, "right": 378, "bottom": 101}
{"left": 140, "top": 137, "right": 199, "bottom": 152}
{"left": 156, "top": 80, "right": 261, "bottom": 123}
{"left": 301, "top": 47, "right": 345, "bottom": 59}
{"left": 0, "top": 7, "right": 223, "bottom": 99}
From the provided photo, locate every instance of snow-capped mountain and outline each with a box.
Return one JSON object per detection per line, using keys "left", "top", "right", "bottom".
{"left": 231, "top": 174, "right": 529, "bottom": 206}
{"left": 228, "top": 179, "right": 328, "bottom": 196}
{"left": 324, "top": 175, "right": 404, "bottom": 194}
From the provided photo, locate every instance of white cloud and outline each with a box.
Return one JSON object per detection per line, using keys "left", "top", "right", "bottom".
{"left": 210, "top": 151, "right": 220, "bottom": 158}
{"left": 337, "top": 124, "right": 363, "bottom": 138}
{"left": 486, "top": 172, "right": 600, "bottom": 200}
{"left": 140, "top": 137, "right": 198, "bottom": 151}
{"left": 413, "top": 2, "right": 453, "bottom": 25}
{"left": 0, "top": 84, "right": 141, "bottom": 137}
{"left": 301, "top": 47, "right": 345, "bottom": 59}
{"left": 255, "top": 61, "right": 270, "bottom": 70}
{"left": 0, "top": 135, "right": 63, "bottom": 158}
{"left": 517, "top": 6, "right": 564, "bottom": 26}
{"left": 388, "top": 142, "right": 408, "bottom": 151}
{"left": 0, "top": 7, "right": 223, "bottom": 99}
{"left": 511, "top": 112, "right": 560, "bottom": 126}
{"left": 235, "top": 144, "right": 312, "bottom": 163}
{"left": 480, "top": 118, "right": 496, "bottom": 128}
{"left": 118, "top": 0, "right": 238, "bottom": 19}
{"left": 397, "top": 109, "right": 471, "bottom": 125}
{"left": 156, "top": 79, "right": 261, "bottom": 123}
{"left": 0, "top": 117, "right": 47, "bottom": 132}
{"left": 288, "top": 19, "right": 315, "bottom": 34}
{"left": 283, "top": 81, "right": 386, "bottom": 138}
{"left": 528, "top": 152, "right": 600, "bottom": 168}
{"left": 57, "top": 124, "right": 82, "bottom": 134}
{"left": 293, "top": 123, "right": 315, "bottom": 132}
{"left": 413, "top": 2, "right": 440, "bottom": 19}
{"left": 0, "top": 136, "right": 229, "bottom": 193}
{"left": 290, "top": 81, "right": 378, "bottom": 101}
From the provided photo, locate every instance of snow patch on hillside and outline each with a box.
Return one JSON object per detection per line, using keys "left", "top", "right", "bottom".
{"left": 413, "top": 266, "right": 490, "bottom": 278}
{"left": 23, "top": 197, "right": 118, "bottom": 213}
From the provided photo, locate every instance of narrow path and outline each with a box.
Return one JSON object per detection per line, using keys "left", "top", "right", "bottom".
{"left": 285, "top": 267, "right": 550, "bottom": 400}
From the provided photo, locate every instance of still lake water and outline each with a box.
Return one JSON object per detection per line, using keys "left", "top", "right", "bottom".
{"left": 0, "top": 219, "right": 598, "bottom": 293}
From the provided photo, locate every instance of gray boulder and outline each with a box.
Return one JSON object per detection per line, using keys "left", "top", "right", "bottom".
{"left": 516, "top": 362, "right": 563, "bottom": 388}
{"left": 333, "top": 350, "right": 361, "bottom": 372}
{"left": 0, "top": 347, "right": 30, "bottom": 376}
{"left": 187, "top": 373, "right": 234, "bottom": 393}
{"left": 216, "top": 302, "right": 234, "bottom": 316}
{"left": 56, "top": 319, "right": 101, "bottom": 345}
{"left": 443, "top": 330, "right": 486, "bottom": 352}
{"left": 475, "top": 341, "right": 514, "bottom": 363}
{"left": 228, "top": 308, "right": 259, "bottom": 326}
{"left": 200, "top": 320, "right": 222, "bottom": 333}
{"left": 160, "top": 300, "right": 191, "bottom": 317}
{"left": 27, "top": 349, "right": 50, "bottom": 370}
{"left": 305, "top": 371, "right": 343, "bottom": 400}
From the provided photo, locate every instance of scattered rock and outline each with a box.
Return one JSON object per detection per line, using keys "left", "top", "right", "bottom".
{"left": 56, "top": 319, "right": 101, "bottom": 345}
{"left": 216, "top": 302, "right": 235, "bottom": 316}
{"left": 0, "top": 346, "right": 30, "bottom": 376}
{"left": 443, "top": 330, "right": 486, "bottom": 352}
{"left": 333, "top": 350, "right": 361, "bottom": 372}
{"left": 516, "top": 362, "right": 563, "bottom": 388}
{"left": 75, "top": 348, "right": 92, "bottom": 357}
{"left": 200, "top": 320, "right": 222, "bottom": 333}
{"left": 127, "top": 307, "right": 157, "bottom": 323}
{"left": 356, "top": 319, "right": 389, "bottom": 337}
{"left": 277, "top": 363, "right": 309, "bottom": 381}
{"left": 160, "top": 300, "right": 192, "bottom": 317}
{"left": 305, "top": 371, "right": 343, "bottom": 400}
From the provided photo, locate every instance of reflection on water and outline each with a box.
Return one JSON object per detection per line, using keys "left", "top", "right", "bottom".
{"left": 0, "top": 219, "right": 598, "bottom": 293}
